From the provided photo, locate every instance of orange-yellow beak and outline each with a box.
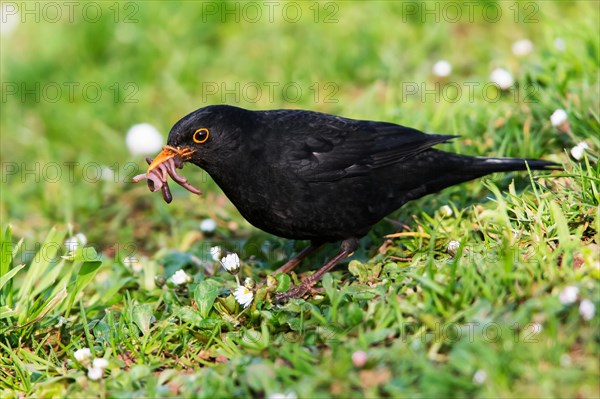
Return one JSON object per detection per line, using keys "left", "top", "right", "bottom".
{"left": 147, "top": 145, "right": 195, "bottom": 175}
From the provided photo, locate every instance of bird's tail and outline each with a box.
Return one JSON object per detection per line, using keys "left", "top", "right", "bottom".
{"left": 468, "top": 156, "right": 560, "bottom": 174}
{"left": 404, "top": 151, "right": 561, "bottom": 202}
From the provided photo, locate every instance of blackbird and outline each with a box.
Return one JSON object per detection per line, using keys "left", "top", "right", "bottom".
{"left": 133, "top": 105, "right": 558, "bottom": 300}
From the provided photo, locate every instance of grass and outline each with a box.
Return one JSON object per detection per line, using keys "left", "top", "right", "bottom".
{"left": 1, "top": 1, "right": 599, "bottom": 398}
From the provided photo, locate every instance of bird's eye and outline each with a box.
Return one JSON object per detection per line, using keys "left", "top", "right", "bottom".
{"left": 193, "top": 128, "right": 210, "bottom": 144}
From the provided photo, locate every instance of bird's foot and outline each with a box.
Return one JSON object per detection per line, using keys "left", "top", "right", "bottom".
{"left": 273, "top": 238, "right": 359, "bottom": 303}
{"left": 274, "top": 283, "right": 311, "bottom": 302}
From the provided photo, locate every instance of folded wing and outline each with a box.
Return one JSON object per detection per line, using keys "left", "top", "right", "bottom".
{"left": 269, "top": 110, "right": 458, "bottom": 182}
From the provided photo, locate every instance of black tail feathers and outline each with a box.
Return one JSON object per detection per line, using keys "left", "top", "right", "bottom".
{"left": 471, "top": 157, "right": 561, "bottom": 174}
{"left": 400, "top": 152, "right": 560, "bottom": 204}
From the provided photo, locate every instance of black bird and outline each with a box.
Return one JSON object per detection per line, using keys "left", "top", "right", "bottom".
{"left": 133, "top": 105, "right": 558, "bottom": 299}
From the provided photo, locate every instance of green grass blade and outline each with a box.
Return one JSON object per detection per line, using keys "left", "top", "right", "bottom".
{"left": 0, "top": 264, "right": 24, "bottom": 292}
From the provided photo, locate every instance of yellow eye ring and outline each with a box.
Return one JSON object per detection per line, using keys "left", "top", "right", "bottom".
{"left": 193, "top": 128, "right": 210, "bottom": 144}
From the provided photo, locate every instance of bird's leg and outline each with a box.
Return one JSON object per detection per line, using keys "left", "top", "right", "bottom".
{"left": 258, "top": 242, "right": 323, "bottom": 288}
{"left": 275, "top": 238, "right": 359, "bottom": 301}
{"left": 271, "top": 242, "right": 323, "bottom": 276}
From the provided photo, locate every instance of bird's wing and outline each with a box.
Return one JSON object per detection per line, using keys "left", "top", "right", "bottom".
{"left": 268, "top": 110, "right": 458, "bottom": 182}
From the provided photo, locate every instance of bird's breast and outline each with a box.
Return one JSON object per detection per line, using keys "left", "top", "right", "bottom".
{"left": 206, "top": 159, "right": 389, "bottom": 241}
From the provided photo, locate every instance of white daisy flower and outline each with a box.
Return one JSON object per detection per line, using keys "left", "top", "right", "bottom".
{"left": 570, "top": 142, "right": 589, "bottom": 161}
{"left": 472, "top": 369, "right": 487, "bottom": 384}
{"left": 550, "top": 109, "right": 568, "bottom": 127}
{"left": 512, "top": 39, "right": 534, "bottom": 56}
{"left": 559, "top": 286, "right": 579, "bottom": 304}
{"left": 170, "top": 269, "right": 192, "bottom": 286}
{"left": 221, "top": 253, "right": 240, "bottom": 275}
{"left": 579, "top": 299, "right": 595, "bottom": 321}
{"left": 74, "top": 348, "right": 92, "bottom": 364}
{"left": 64, "top": 233, "right": 87, "bottom": 252}
{"left": 490, "top": 68, "right": 514, "bottom": 90}
{"left": 125, "top": 123, "right": 163, "bottom": 156}
{"left": 199, "top": 218, "right": 217, "bottom": 233}
{"left": 87, "top": 366, "right": 104, "bottom": 381}
{"left": 432, "top": 60, "right": 452, "bottom": 77}
{"left": 233, "top": 285, "right": 253, "bottom": 308}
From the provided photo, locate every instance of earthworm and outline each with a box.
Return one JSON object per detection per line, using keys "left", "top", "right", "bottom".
{"left": 164, "top": 160, "right": 202, "bottom": 194}
{"left": 160, "top": 180, "right": 173, "bottom": 203}
{"left": 148, "top": 158, "right": 174, "bottom": 203}
{"left": 132, "top": 156, "right": 201, "bottom": 203}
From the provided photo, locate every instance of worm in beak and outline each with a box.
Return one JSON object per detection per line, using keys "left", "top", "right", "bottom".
{"left": 132, "top": 146, "right": 202, "bottom": 203}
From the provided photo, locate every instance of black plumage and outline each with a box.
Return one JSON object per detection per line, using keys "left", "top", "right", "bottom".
{"left": 137, "top": 105, "right": 558, "bottom": 299}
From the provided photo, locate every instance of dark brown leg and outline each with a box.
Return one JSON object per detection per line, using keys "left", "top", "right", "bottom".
{"left": 271, "top": 242, "right": 323, "bottom": 276}
{"left": 258, "top": 242, "right": 323, "bottom": 288}
{"left": 275, "top": 238, "right": 359, "bottom": 301}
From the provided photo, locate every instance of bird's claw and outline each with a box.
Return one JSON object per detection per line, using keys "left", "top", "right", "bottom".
{"left": 274, "top": 284, "right": 310, "bottom": 302}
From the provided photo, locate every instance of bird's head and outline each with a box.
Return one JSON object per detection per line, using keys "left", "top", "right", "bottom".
{"left": 133, "top": 105, "right": 254, "bottom": 202}
{"left": 145, "top": 105, "right": 252, "bottom": 174}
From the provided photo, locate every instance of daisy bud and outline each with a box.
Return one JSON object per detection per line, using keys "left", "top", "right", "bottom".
{"left": 472, "top": 370, "right": 487, "bottom": 384}
{"left": 87, "top": 367, "right": 104, "bottom": 381}
{"left": 92, "top": 358, "right": 109, "bottom": 369}
{"left": 210, "top": 246, "right": 222, "bottom": 262}
{"left": 579, "top": 299, "right": 595, "bottom": 321}
{"left": 490, "top": 68, "right": 514, "bottom": 90}
{"left": 447, "top": 240, "right": 460, "bottom": 256}
{"left": 199, "top": 218, "right": 217, "bottom": 233}
{"left": 512, "top": 39, "right": 534, "bottom": 56}
{"left": 570, "top": 142, "right": 589, "bottom": 161}
{"left": 352, "top": 351, "right": 368, "bottom": 367}
{"left": 126, "top": 123, "right": 163, "bottom": 156}
{"left": 550, "top": 109, "right": 568, "bottom": 128}
{"left": 439, "top": 205, "right": 453, "bottom": 217}
{"left": 558, "top": 286, "right": 579, "bottom": 305}
{"left": 170, "top": 269, "right": 192, "bottom": 286}
{"left": 74, "top": 348, "right": 92, "bottom": 365}
{"left": 244, "top": 277, "right": 255, "bottom": 289}
{"left": 432, "top": 60, "right": 452, "bottom": 77}
{"left": 221, "top": 253, "right": 240, "bottom": 275}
